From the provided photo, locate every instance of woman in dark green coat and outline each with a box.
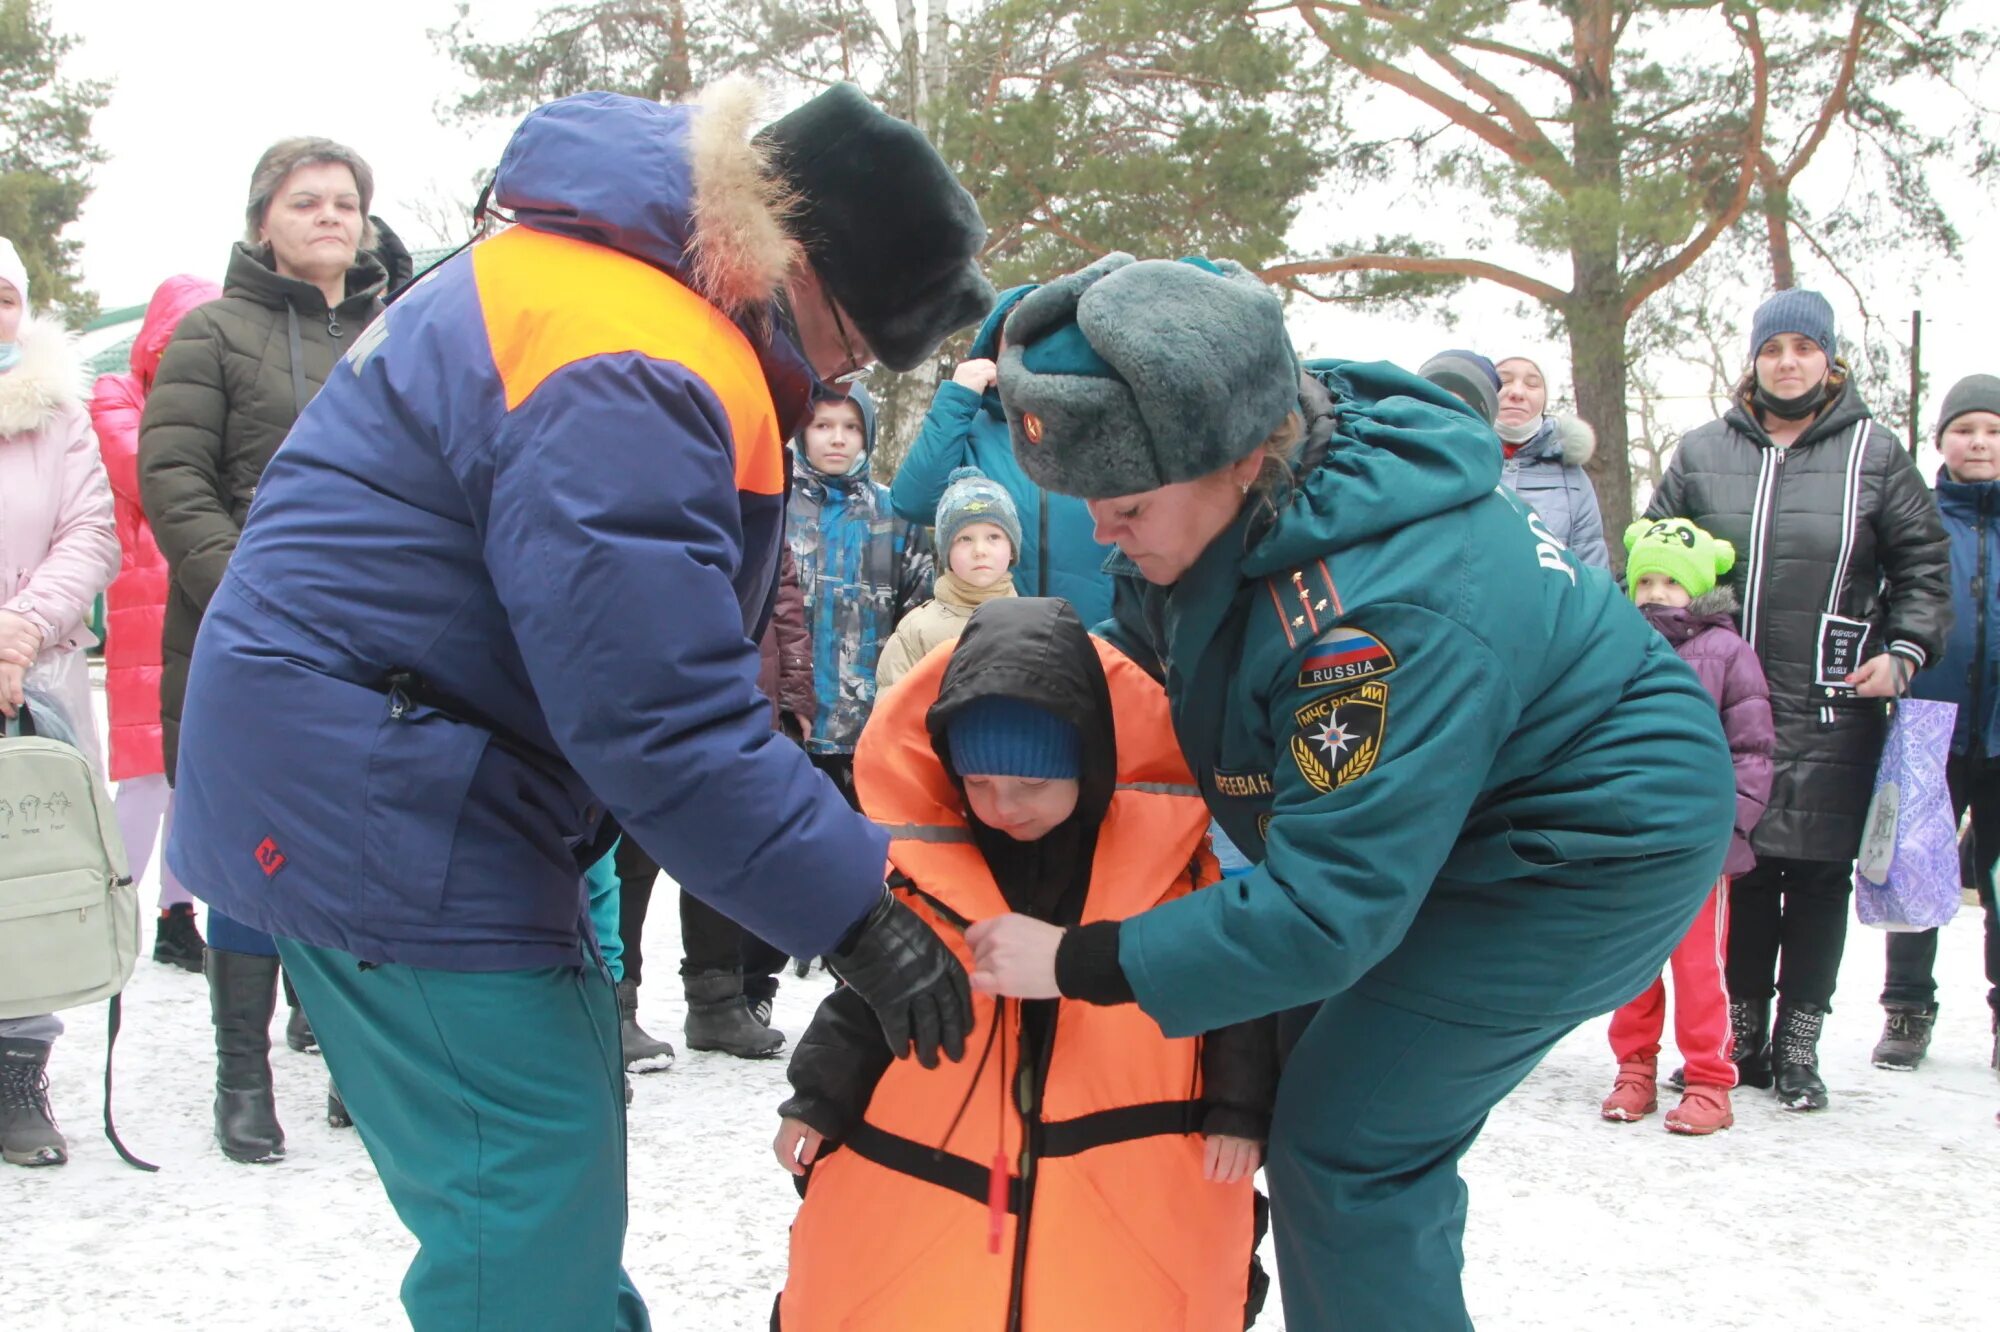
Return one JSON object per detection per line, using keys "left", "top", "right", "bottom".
{"left": 966, "top": 255, "right": 1737, "bottom": 1330}
{"left": 137, "top": 136, "right": 385, "bottom": 1165}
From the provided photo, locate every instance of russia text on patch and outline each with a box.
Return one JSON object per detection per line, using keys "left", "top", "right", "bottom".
{"left": 1297, "top": 625, "right": 1397, "bottom": 689}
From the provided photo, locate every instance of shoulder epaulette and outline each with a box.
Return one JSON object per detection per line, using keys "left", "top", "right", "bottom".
{"left": 1262, "top": 559, "right": 1345, "bottom": 650}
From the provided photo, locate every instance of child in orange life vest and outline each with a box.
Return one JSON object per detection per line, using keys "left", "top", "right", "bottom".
{"left": 876, "top": 467, "right": 1020, "bottom": 691}
{"left": 773, "top": 597, "right": 1277, "bottom": 1332}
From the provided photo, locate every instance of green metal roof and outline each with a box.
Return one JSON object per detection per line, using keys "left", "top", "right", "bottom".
{"left": 84, "top": 303, "right": 148, "bottom": 332}
{"left": 83, "top": 243, "right": 467, "bottom": 379}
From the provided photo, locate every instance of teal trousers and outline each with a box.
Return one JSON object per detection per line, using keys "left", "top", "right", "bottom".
{"left": 276, "top": 939, "right": 649, "bottom": 1331}
{"left": 1268, "top": 990, "right": 1571, "bottom": 1331}
{"left": 585, "top": 843, "right": 625, "bottom": 983}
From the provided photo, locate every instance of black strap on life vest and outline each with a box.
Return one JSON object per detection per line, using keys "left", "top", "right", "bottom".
{"left": 1038, "top": 1099, "right": 1204, "bottom": 1158}
{"left": 845, "top": 1121, "right": 1025, "bottom": 1213}
{"left": 844, "top": 1097, "right": 1206, "bottom": 1207}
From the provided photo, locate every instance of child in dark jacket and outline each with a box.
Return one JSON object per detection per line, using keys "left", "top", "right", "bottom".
{"left": 1880, "top": 374, "right": 2000, "bottom": 1083}
{"left": 772, "top": 598, "right": 1275, "bottom": 1331}
{"left": 786, "top": 385, "right": 932, "bottom": 804}
{"left": 1602, "top": 518, "right": 1775, "bottom": 1134}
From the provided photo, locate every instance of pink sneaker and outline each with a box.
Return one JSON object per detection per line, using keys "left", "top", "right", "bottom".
{"left": 1665, "top": 1084, "right": 1734, "bottom": 1135}
{"left": 1600, "top": 1059, "right": 1658, "bottom": 1122}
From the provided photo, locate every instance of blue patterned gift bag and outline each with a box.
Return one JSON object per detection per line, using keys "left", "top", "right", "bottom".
{"left": 1854, "top": 699, "right": 1962, "bottom": 931}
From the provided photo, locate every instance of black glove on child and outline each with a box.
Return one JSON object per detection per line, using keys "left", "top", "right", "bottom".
{"left": 825, "top": 890, "right": 973, "bottom": 1069}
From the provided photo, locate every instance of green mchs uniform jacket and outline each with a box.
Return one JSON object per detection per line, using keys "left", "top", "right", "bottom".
{"left": 1098, "top": 360, "right": 1737, "bottom": 1036}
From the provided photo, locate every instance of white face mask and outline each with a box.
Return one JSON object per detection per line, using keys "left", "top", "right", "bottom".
{"left": 1497, "top": 415, "right": 1542, "bottom": 445}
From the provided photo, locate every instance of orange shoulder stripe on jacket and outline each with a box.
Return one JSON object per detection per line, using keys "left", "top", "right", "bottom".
{"left": 470, "top": 225, "right": 785, "bottom": 496}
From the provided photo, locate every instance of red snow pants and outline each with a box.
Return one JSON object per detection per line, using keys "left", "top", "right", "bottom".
{"left": 1609, "top": 878, "right": 1736, "bottom": 1089}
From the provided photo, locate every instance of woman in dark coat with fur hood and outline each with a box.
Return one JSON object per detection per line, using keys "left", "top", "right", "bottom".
{"left": 1646, "top": 289, "right": 1951, "bottom": 1112}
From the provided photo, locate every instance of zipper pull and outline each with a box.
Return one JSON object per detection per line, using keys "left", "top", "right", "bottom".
{"left": 986, "top": 1152, "right": 1008, "bottom": 1254}
{"left": 328, "top": 312, "right": 343, "bottom": 338}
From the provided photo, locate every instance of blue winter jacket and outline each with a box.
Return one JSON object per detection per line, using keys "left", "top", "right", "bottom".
{"left": 1911, "top": 469, "right": 2000, "bottom": 757}
{"left": 1501, "top": 416, "right": 1610, "bottom": 570}
{"left": 890, "top": 288, "right": 1117, "bottom": 623}
{"left": 164, "top": 92, "right": 889, "bottom": 971}
{"left": 787, "top": 387, "right": 932, "bottom": 754}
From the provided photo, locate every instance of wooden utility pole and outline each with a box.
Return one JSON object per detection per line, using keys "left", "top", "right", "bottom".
{"left": 1909, "top": 310, "right": 1923, "bottom": 455}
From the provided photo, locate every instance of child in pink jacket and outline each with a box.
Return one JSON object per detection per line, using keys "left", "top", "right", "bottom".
{"left": 89, "top": 274, "right": 220, "bottom": 972}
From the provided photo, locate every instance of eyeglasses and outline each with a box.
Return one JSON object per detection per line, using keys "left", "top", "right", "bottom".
{"left": 824, "top": 291, "right": 876, "bottom": 385}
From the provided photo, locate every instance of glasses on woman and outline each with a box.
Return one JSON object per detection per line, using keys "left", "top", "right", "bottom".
{"left": 824, "top": 292, "right": 876, "bottom": 386}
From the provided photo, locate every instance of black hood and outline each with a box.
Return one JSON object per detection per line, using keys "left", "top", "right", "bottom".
{"left": 926, "top": 597, "right": 1115, "bottom": 918}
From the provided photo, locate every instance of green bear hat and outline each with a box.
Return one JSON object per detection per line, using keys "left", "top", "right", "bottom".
{"left": 1623, "top": 517, "right": 1735, "bottom": 601}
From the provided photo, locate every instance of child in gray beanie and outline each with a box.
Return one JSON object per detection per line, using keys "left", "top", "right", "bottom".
{"left": 876, "top": 467, "right": 1020, "bottom": 689}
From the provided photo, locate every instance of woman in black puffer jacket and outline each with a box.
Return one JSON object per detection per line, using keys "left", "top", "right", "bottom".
{"left": 138, "top": 136, "right": 386, "bottom": 1165}
{"left": 1647, "top": 289, "right": 1950, "bottom": 1112}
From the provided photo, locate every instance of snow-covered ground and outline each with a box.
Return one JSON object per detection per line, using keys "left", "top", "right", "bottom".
{"left": 4, "top": 684, "right": 1996, "bottom": 1328}
{"left": 9, "top": 890, "right": 1996, "bottom": 1330}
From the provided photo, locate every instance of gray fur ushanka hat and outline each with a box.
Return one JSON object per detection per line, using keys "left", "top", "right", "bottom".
{"left": 997, "top": 253, "right": 1298, "bottom": 500}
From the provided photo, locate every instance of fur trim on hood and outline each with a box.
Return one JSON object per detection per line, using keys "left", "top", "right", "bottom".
{"left": 687, "top": 76, "right": 801, "bottom": 320}
{"left": 1551, "top": 413, "right": 1596, "bottom": 466}
{"left": 1687, "top": 584, "right": 1740, "bottom": 618}
{"left": 0, "top": 316, "right": 86, "bottom": 436}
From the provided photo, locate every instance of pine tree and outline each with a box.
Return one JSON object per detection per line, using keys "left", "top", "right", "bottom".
{"left": 0, "top": 0, "right": 109, "bottom": 325}
{"left": 1258, "top": 0, "right": 1995, "bottom": 538}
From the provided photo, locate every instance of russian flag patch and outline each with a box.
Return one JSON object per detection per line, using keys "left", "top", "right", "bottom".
{"left": 1297, "top": 625, "right": 1398, "bottom": 689}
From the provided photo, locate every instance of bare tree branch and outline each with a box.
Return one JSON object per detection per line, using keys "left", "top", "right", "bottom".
{"left": 1619, "top": 7, "right": 1769, "bottom": 317}
{"left": 1259, "top": 253, "right": 1567, "bottom": 306}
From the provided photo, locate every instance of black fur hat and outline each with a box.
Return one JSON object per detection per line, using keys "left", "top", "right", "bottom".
{"left": 760, "top": 84, "right": 996, "bottom": 373}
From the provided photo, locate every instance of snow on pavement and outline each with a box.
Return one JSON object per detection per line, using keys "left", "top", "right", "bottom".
{"left": 5, "top": 738, "right": 1997, "bottom": 1332}
{"left": 6, "top": 896, "right": 1995, "bottom": 1330}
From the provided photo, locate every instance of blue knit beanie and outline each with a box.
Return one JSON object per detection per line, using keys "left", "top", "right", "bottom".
{"left": 936, "top": 467, "right": 1022, "bottom": 564}
{"left": 1749, "top": 289, "right": 1837, "bottom": 360}
{"left": 1418, "top": 349, "right": 1501, "bottom": 425}
{"left": 947, "top": 696, "right": 1081, "bottom": 779}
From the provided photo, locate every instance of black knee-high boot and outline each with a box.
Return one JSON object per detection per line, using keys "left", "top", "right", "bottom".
{"left": 207, "top": 949, "right": 286, "bottom": 1162}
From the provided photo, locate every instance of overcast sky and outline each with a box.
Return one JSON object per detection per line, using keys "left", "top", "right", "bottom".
{"left": 50, "top": 0, "right": 1998, "bottom": 460}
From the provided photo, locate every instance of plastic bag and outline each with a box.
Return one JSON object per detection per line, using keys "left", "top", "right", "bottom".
{"left": 1854, "top": 699, "right": 1962, "bottom": 931}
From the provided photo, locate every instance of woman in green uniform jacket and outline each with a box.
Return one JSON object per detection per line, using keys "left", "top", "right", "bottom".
{"left": 966, "top": 255, "right": 1738, "bottom": 1331}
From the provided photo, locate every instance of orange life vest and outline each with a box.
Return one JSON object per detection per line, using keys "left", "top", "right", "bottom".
{"left": 779, "top": 639, "right": 1258, "bottom": 1332}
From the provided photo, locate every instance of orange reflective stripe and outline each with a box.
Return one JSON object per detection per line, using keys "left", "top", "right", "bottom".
{"left": 471, "top": 226, "right": 785, "bottom": 496}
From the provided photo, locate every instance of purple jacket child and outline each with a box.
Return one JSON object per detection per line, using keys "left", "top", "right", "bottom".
{"left": 1640, "top": 585, "right": 1775, "bottom": 876}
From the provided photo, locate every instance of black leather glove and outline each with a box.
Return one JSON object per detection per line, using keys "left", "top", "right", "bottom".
{"left": 825, "top": 890, "right": 973, "bottom": 1069}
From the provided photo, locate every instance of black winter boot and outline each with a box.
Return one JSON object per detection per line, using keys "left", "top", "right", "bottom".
{"left": 152, "top": 903, "right": 206, "bottom": 973}
{"left": 1730, "top": 998, "right": 1773, "bottom": 1090}
{"left": 0, "top": 1038, "right": 67, "bottom": 1167}
{"left": 207, "top": 948, "right": 286, "bottom": 1162}
{"left": 684, "top": 971, "right": 786, "bottom": 1059}
{"left": 326, "top": 1080, "right": 352, "bottom": 1129}
{"left": 1774, "top": 1001, "right": 1830, "bottom": 1112}
{"left": 617, "top": 979, "right": 675, "bottom": 1072}
{"left": 283, "top": 973, "right": 318, "bottom": 1054}
{"left": 1871, "top": 1004, "right": 1937, "bottom": 1071}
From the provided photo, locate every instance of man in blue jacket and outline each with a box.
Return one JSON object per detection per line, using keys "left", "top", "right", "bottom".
{"left": 165, "top": 80, "right": 990, "bottom": 1330}
{"left": 891, "top": 285, "right": 1118, "bottom": 622}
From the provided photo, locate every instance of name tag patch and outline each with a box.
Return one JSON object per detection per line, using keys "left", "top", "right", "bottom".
{"left": 1297, "top": 626, "right": 1398, "bottom": 690}
{"left": 1290, "top": 681, "right": 1389, "bottom": 794}
{"left": 1214, "top": 769, "right": 1274, "bottom": 798}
